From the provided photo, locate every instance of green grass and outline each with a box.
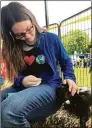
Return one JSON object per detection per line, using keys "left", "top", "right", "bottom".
{"left": 74, "top": 67, "right": 91, "bottom": 87}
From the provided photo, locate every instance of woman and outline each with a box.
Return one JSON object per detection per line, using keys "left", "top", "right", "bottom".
{"left": 1, "top": 2, "right": 79, "bottom": 128}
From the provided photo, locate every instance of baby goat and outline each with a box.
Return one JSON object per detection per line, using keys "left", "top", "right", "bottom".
{"left": 56, "top": 84, "right": 92, "bottom": 128}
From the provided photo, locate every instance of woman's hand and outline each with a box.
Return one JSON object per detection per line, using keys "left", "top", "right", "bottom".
{"left": 63, "top": 79, "right": 79, "bottom": 96}
{"left": 22, "top": 75, "right": 42, "bottom": 87}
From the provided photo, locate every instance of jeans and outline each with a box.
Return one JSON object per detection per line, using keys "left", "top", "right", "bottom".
{"left": 1, "top": 84, "right": 60, "bottom": 128}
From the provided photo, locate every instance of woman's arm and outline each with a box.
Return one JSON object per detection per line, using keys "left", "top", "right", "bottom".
{"left": 14, "top": 73, "right": 25, "bottom": 87}
{"left": 52, "top": 33, "right": 76, "bottom": 82}
{"left": 14, "top": 73, "right": 42, "bottom": 87}
{"left": 52, "top": 33, "right": 79, "bottom": 96}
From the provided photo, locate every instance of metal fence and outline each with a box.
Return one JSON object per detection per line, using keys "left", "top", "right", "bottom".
{"left": 48, "top": 23, "right": 59, "bottom": 35}
{"left": 48, "top": 7, "right": 91, "bottom": 87}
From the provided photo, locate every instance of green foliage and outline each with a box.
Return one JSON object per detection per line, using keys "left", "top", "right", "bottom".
{"left": 61, "top": 29, "right": 90, "bottom": 55}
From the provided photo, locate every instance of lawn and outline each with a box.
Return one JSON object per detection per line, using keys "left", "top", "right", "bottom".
{"left": 74, "top": 67, "right": 91, "bottom": 87}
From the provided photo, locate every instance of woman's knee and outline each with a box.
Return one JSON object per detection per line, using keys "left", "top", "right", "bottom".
{"left": 1, "top": 94, "right": 24, "bottom": 117}
{"left": 1, "top": 101, "right": 13, "bottom": 126}
{"left": 1, "top": 100, "right": 30, "bottom": 128}
{"left": 1, "top": 86, "right": 18, "bottom": 102}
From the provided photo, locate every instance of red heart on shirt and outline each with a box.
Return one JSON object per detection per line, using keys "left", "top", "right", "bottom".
{"left": 24, "top": 56, "right": 35, "bottom": 65}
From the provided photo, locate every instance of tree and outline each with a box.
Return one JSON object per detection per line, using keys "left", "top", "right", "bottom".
{"left": 61, "top": 29, "right": 90, "bottom": 55}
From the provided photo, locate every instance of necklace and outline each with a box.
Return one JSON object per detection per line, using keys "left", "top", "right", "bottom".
{"left": 23, "top": 34, "right": 40, "bottom": 48}
{"left": 24, "top": 41, "right": 36, "bottom": 47}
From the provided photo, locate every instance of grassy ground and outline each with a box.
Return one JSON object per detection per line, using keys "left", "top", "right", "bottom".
{"left": 74, "top": 67, "right": 91, "bottom": 87}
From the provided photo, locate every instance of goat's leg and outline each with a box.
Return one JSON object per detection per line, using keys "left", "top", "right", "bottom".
{"left": 80, "top": 116, "right": 88, "bottom": 128}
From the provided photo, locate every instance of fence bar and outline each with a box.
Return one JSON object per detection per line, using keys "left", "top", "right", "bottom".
{"left": 44, "top": 0, "right": 49, "bottom": 28}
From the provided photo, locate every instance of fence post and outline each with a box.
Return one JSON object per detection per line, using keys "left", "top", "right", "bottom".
{"left": 90, "top": 47, "right": 92, "bottom": 87}
{"left": 44, "top": 0, "right": 49, "bottom": 28}
{"left": 58, "top": 24, "right": 61, "bottom": 39}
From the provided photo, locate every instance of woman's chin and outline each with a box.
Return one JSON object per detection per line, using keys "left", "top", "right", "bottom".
{"left": 26, "top": 39, "right": 34, "bottom": 44}
{"left": 26, "top": 36, "right": 37, "bottom": 44}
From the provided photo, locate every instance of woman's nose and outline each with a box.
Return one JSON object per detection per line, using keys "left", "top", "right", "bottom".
{"left": 24, "top": 33, "right": 31, "bottom": 39}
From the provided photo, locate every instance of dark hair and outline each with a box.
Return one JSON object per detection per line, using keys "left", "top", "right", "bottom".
{"left": 1, "top": 2, "right": 47, "bottom": 81}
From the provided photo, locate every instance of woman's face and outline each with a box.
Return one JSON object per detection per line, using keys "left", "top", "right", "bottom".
{"left": 12, "top": 20, "right": 36, "bottom": 44}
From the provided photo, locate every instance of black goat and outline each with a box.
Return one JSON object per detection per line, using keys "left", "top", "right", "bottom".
{"left": 56, "top": 84, "right": 92, "bottom": 128}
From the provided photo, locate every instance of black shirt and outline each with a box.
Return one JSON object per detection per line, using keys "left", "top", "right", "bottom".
{"left": 22, "top": 47, "right": 53, "bottom": 83}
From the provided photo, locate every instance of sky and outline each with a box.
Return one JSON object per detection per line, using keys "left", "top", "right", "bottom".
{"left": 1, "top": 1, "right": 91, "bottom": 26}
